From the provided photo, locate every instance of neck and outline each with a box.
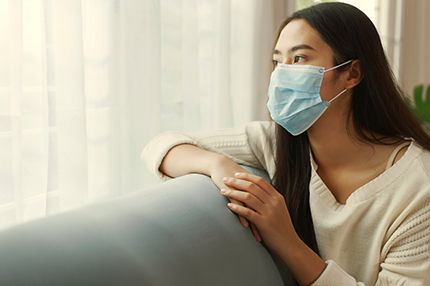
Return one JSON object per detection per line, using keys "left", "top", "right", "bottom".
{"left": 308, "top": 127, "right": 372, "bottom": 171}
{"left": 307, "top": 117, "right": 401, "bottom": 172}
{"left": 306, "top": 101, "right": 381, "bottom": 171}
{"left": 305, "top": 92, "right": 404, "bottom": 172}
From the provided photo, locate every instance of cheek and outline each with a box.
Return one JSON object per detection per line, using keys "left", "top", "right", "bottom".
{"left": 319, "top": 73, "right": 343, "bottom": 101}
{"left": 319, "top": 73, "right": 335, "bottom": 101}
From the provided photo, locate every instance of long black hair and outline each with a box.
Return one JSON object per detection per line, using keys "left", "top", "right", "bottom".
{"left": 272, "top": 2, "right": 430, "bottom": 262}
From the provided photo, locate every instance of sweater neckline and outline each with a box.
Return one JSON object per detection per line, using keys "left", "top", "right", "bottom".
{"left": 310, "top": 140, "right": 422, "bottom": 211}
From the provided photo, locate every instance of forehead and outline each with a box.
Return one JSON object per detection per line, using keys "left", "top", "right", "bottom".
{"left": 274, "top": 19, "right": 333, "bottom": 56}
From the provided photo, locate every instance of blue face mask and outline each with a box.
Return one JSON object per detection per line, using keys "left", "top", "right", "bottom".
{"left": 267, "top": 60, "right": 353, "bottom": 136}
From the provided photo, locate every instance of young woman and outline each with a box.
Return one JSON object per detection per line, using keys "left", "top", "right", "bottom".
{"left": 142, "top": 2, "right": 430, "bottom": 285}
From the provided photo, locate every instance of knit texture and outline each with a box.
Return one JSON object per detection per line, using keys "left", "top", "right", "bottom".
{"left": 142, "top": 121, "right": 430, "bottom": 285}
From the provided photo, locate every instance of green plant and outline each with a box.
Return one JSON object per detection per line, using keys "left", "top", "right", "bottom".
{"left": 405, "top": 84, "right": 430, "bottom": 127}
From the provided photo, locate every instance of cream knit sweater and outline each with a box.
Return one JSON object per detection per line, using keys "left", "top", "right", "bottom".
{"left": 142, "top": 121, "right": 430, "bottom": 285}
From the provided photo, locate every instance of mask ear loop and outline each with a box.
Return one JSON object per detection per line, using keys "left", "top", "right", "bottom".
{"left": 325, "top": 59, "right": 353, "bottom": 73}
{"left": 325, "top": 59, "right": 353, "bottom": 103}
{"left": 328, "top": 88, "right": 348, "bottom": 103}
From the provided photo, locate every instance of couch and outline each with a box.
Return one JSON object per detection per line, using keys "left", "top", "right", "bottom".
{"left": 0, "top": 167, "right": 295, "bottom": 285}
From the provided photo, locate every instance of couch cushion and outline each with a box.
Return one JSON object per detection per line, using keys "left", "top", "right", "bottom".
{"left": 0, "top": 167, "right": 294, "bottom": 285}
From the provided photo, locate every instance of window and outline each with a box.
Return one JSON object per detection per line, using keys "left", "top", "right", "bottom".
{"left": 297, "top": 0, "right": 376, "bottom": 23}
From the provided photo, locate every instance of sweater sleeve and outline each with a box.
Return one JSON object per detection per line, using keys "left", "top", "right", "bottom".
{"left": 376, "top": 201, "right": 430, "bottom": 286}
{"left": 141, "top": 121, "right": 276, "bottom": 181}
{"left": 312, "top": 201, "right": 430, "bottom": 286}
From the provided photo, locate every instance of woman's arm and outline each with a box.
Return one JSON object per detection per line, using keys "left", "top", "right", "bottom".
{"left": 159, "top": 144, "right": 250, "bottom": 197}
{"left": 141, "top": 121, "right": 277, "bottom": 180}
{"left": 159, "top": 144, "right": 234, "bottom": 179}
{"left": 159, "top": 143, "right": 262, "bottom": 238}
{"left": 141, "top": 122, "right": 276, "bottom": 256}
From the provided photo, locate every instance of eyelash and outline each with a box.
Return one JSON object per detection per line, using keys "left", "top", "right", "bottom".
{"left": 294, "top": 56, "right": 306, "bottom": 63}
{"left": 272, "top": 56, "right": 306, "bottom": 66}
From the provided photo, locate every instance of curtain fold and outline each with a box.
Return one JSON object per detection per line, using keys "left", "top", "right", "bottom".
{"left": 52, "top": 0, "right": 89, "bottom": 211}
{"left": 376, "top": 0, "right": 430, "bottom": 98}
{"left": 120, "top": 0, "right": 162, "bottom": 196}
{"left": 398, "top": 0, "right": 430, "bottom": 98}
{"left": 0, "top": 0, "right": 292, "bottom": 230}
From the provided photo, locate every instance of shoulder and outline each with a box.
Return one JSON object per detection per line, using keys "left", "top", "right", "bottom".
{"left": 416, "top": 144, "right": 430, "bottom": 176}
{"left": 245, "top": 121, "right": 276, "bottom": 138}
{"left": 403, "top": 141, "right": 430, "bottom": 185}
{"left": 397, "top": 142, "right": 430, "bottom": 202}
{"left": 244, "top": 121, "right": 277, "bottom": 152}
{"left": 381, "top": 143, "right": 430, "bottom": 264}
{"left": 189, "top": 121, "right": 276, "bottom": 145}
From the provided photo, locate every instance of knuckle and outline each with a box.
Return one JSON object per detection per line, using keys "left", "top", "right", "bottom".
{"left": 248, "top": 183, "right": 258, "bottom": 192}
{"left": 243, "top": 193, "right": 253, "bottom": 201}
{"left": 255, "top": 177, "right": 265, "bottom": 185}
{"left": 244, "top": 209, "right": 253, "bottom": 218}
{"left": 231, "top": 199, "right": 244, "bottom": 206}
{"left": 272, "top": 194, "right": 283, "bottom": 204}
{"left": 241, "top": 172, "right": 250, "bottom": 178}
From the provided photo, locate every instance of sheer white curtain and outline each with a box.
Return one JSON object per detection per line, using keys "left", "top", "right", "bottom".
{"left": 0, "top": 0, "right": 292, "bottom": 230}
{"left": 375, "top": 0, "right": 430, "bottom": 127}
{"left": 158, "top": 0, "right": 295, "bottom": 130}
{"left": 376, "top": 0, "right": 430, "bottom": 98}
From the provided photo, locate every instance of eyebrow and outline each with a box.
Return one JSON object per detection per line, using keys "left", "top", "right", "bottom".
{"left": 273, "top": 44, "right": 316, "bottom": 55}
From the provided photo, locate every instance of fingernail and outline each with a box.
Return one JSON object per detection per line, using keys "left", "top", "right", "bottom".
{"left": 223, "top": 177, "right": 232, "bottom": 183}
{"left": 235, "top": 172, "right": 242, "bottom": 177}
{"left": 227, "top": 203, "right": 234, "bottom": 208}
{"left": 220, "top": 189, "right": 228, "bottom": 194}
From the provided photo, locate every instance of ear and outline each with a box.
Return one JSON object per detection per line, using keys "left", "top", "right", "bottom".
{"left": 344, "top": 59, "right": 363, "bottom": 89}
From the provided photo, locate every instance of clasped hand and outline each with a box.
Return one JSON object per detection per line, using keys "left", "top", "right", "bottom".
{"left": 220, "top": 172, "right": 296, "bottom": 257}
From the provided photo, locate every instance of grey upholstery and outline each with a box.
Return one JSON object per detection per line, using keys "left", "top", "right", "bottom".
{"left": 0, "top": 167, "right": 295, "bottom": 285}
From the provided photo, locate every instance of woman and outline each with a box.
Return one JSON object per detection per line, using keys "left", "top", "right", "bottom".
{"left": 142, "top": 2, "right": 430, "bottom": 285}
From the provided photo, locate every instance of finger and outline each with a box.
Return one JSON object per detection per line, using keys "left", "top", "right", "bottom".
{"left": 234, "top": 172, "right": 278, "bottom": 196}
{"left": 227, "top": 202, "right": 260, "bottom": 225}
{"left": 239, "top": 216, "right": 249, "bottom": 228}
{"left": 222, "top": 177, "right": 270, "bottom": 203}
{"left": 221, "top": 189, "right": 264, "bottom": 214}
{"left": 228, "top": 198, "right": 249, "bottom": 228}
{"left": 223, "top": 177, "right": 267, "bottom": 200}
{"left": 250, "top": 223, "right": 262, "bottom": 242}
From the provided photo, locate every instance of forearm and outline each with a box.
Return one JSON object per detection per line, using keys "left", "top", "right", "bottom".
{"left": 159, "top": 144, "right": 229, "bottom": 178}
{"left": 142, "top": 122, "right": 275, "bottom": 180}
{"left": 279, "top": 235, "right": 327, "bottom": 286}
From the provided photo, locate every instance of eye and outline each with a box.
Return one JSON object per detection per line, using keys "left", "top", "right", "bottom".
{"left": 293, "top": 56, "right": 306, "bottom": 63}
{"left": 272, "top": 60, "right": 280, "bottom": 66}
